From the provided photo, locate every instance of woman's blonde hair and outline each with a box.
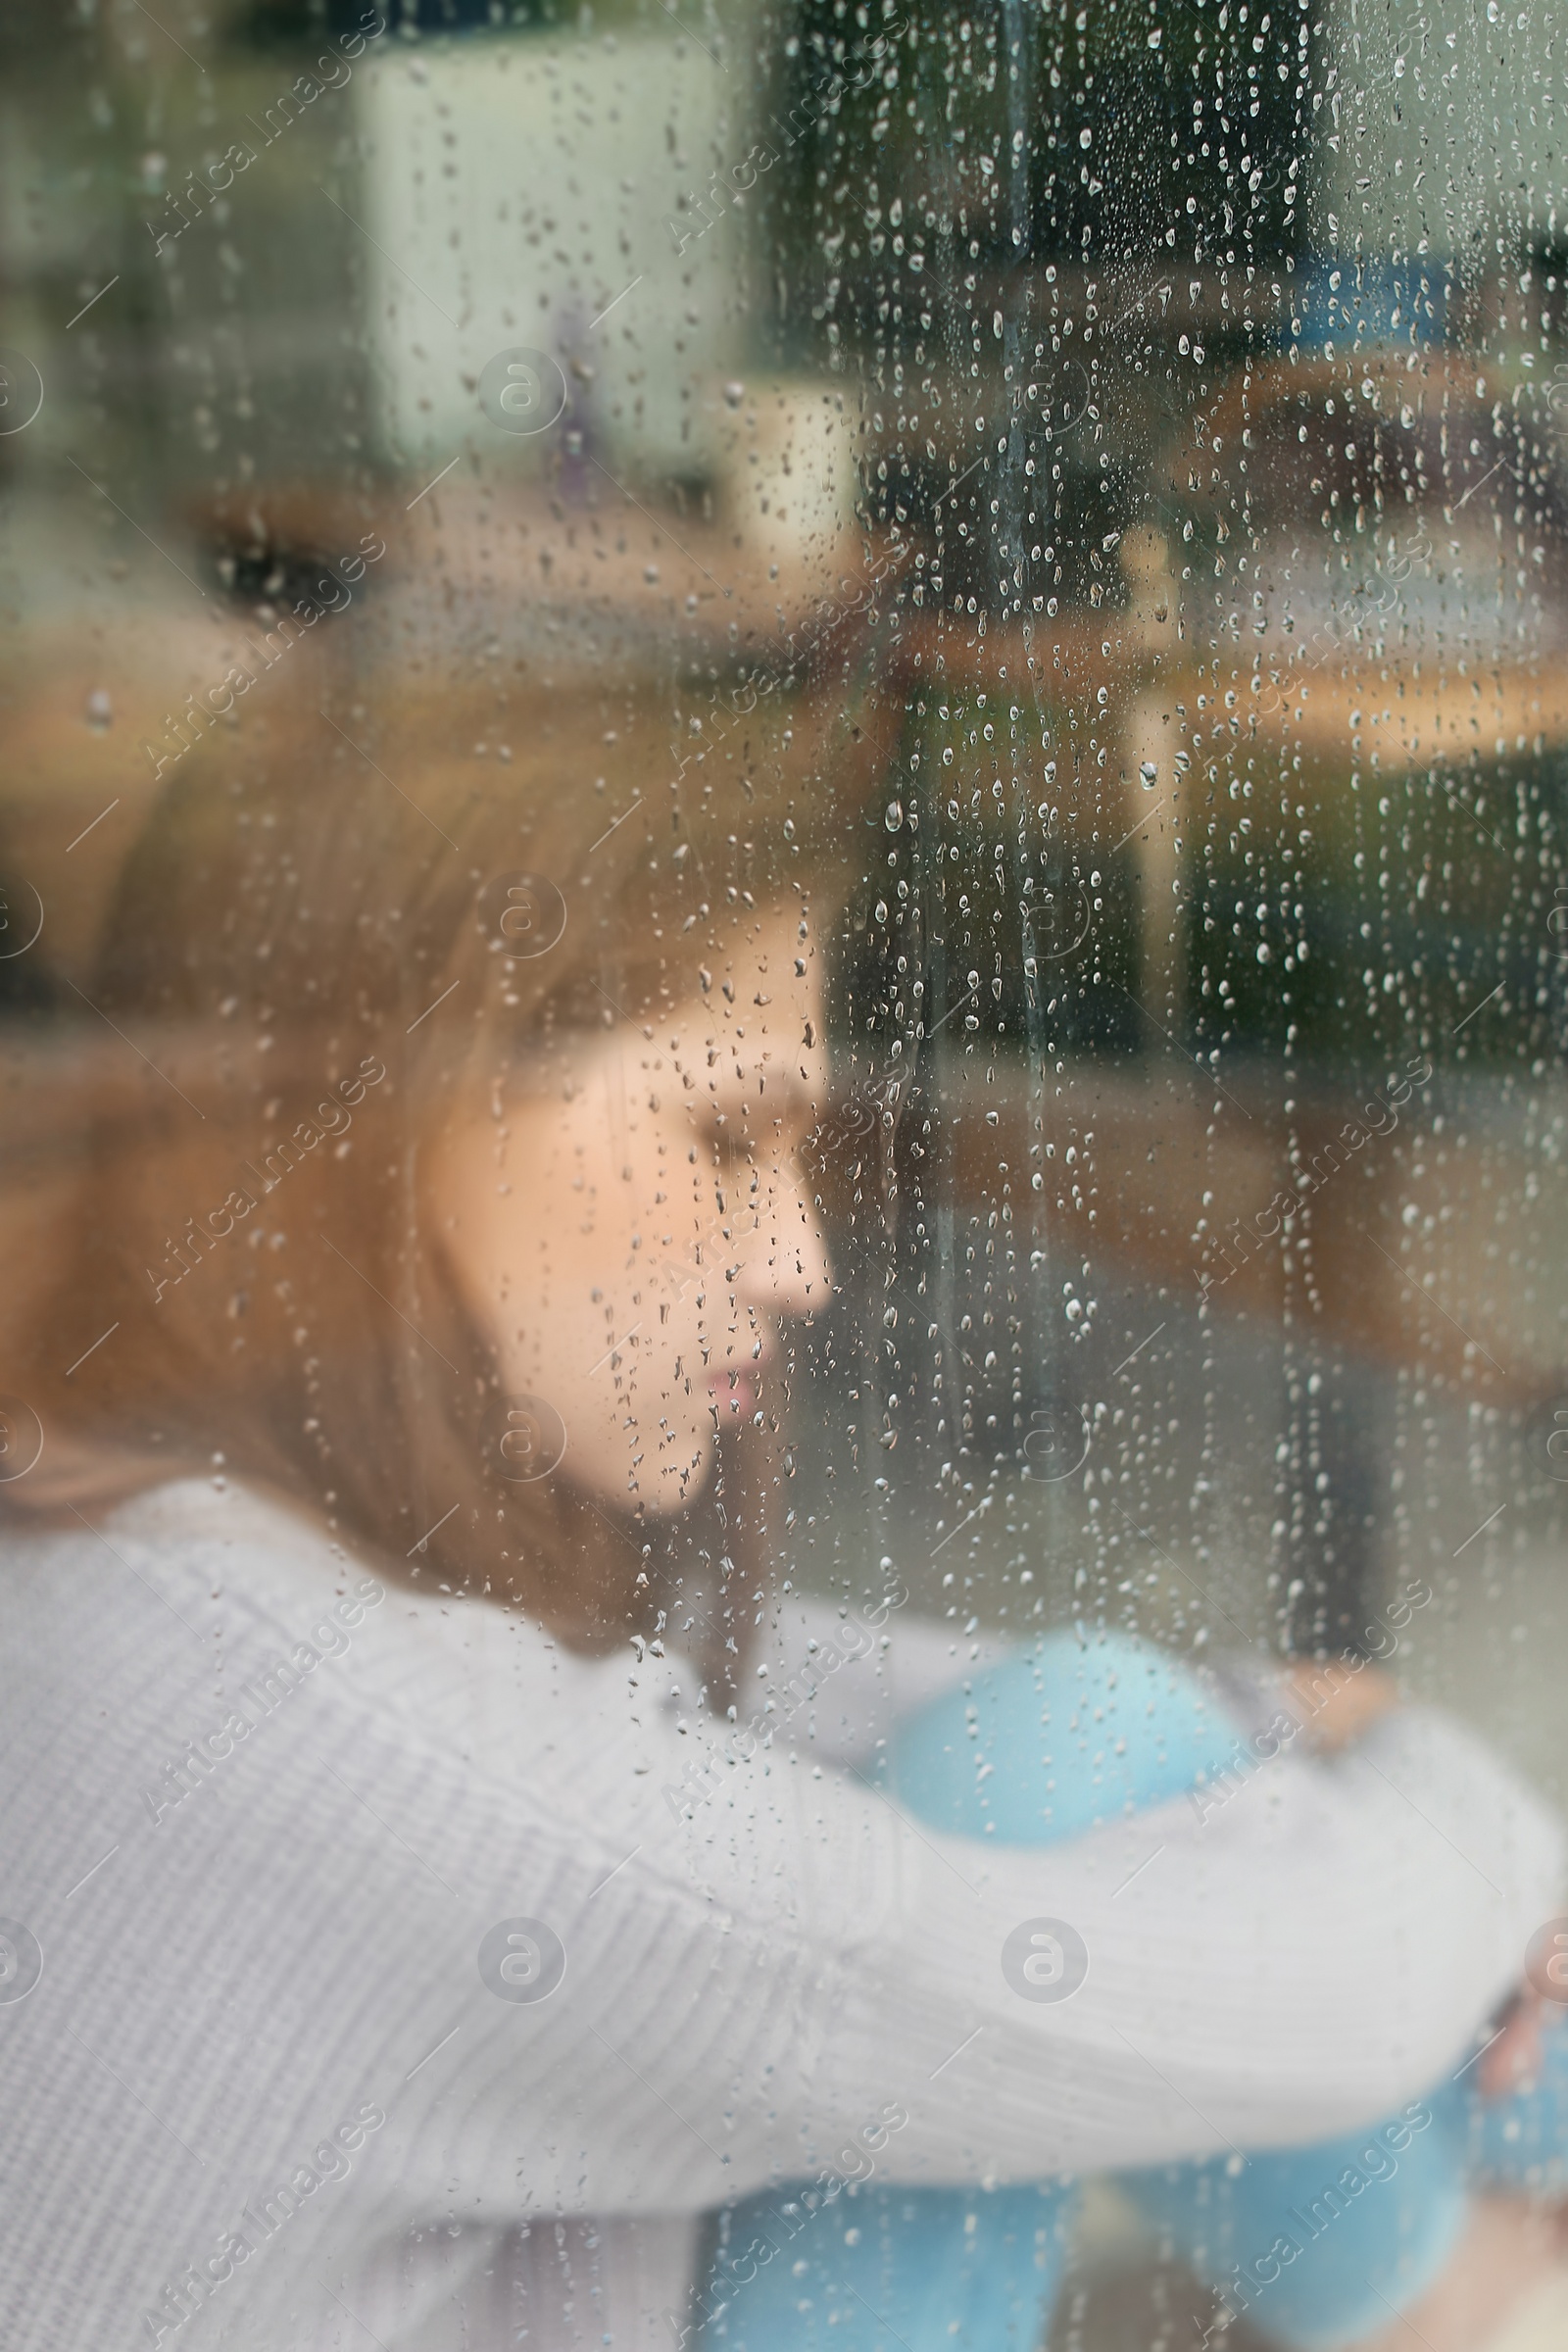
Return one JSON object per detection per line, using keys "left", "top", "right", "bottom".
{"left": 14, "top": 630, "right": 892, "bottom": 1648}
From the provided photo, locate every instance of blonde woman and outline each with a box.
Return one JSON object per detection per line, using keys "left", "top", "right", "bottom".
{"left": 0, "top": 661, "right": 1559, "bottom": 2352}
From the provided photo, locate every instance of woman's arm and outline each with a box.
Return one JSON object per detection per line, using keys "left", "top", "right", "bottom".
{"left": 657, "top": 1690, "right": 1561, "bottom": 2184}
{"left": 217, "top": 1492, "right": 1563, "bottom": 2194}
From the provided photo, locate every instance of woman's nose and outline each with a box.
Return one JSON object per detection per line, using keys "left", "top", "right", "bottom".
{"left": 736, "top": 1162, "right": 833, "bottom": 1321}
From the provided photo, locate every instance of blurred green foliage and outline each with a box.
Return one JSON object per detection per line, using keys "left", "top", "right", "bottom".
{"left": 1184, "top": 743, "right": 1568, "bottom": 1067}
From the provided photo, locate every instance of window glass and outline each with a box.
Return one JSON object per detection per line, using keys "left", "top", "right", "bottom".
{"left": 4, "top": 1, "right": 1568, "bottom": 2346}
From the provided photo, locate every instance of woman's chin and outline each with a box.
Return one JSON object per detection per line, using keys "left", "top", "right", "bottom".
{"left": 586, "top": 1408, "right": 762, "bottom": 1523}
{"left": 612, "top": 1427, "right": 720, "bottom": 1519}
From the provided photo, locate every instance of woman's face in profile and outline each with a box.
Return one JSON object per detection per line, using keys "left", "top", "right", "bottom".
{"left": 434, "top": 911, "right": 833, "bottom": 1518}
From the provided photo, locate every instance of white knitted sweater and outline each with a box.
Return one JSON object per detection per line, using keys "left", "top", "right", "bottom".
{"left": 1, "top": 1477, "right": 1559, "bottom": 2351}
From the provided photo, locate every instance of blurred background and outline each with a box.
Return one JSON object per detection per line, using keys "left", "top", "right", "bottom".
{"left": 3, "top": 0, "right": 1568, "bottom": 2337}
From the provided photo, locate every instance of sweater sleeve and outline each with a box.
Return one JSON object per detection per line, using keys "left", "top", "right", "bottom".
{"left": 143, "top": 1494, "right": 1568, "bottom": 2198}
{"left": 647, "top": 1690, "right": 1563, "bottom": 2187}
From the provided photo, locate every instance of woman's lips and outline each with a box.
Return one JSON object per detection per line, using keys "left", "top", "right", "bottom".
{"left": 710, "top": 1361, "right": 766, "bottom": 1417}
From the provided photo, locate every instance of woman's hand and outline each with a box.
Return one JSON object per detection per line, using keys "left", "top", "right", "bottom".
{"left": 1477, "top": 1988, "right": 1550, "bottom": 2099}
{"left": 1282, "top": 1656, "right": 1402, "bottom": 1753}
